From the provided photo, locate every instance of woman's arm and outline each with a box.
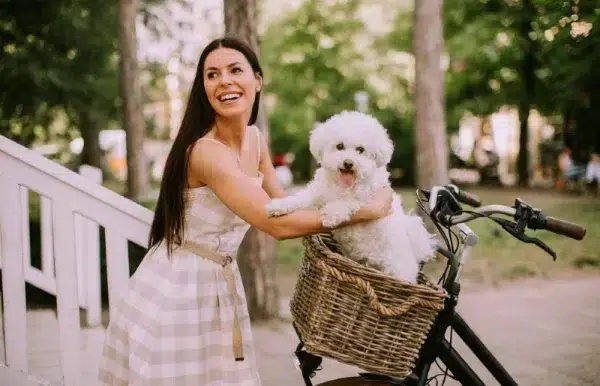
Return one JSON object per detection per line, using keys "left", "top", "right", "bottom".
{"left": 257, "top": 131, "right": 287, "bottom": 199}
{"left": 188, "top": 140, "right": 390, "bottom": 240}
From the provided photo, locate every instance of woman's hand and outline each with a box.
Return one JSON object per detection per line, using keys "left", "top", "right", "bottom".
{"left": 363, "top": 186, "right": 394, "bottom": 220}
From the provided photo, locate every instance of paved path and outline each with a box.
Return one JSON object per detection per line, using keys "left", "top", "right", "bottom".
{"left": 253, "top": 277, "right": 600, "bottom": 386}
{"left": 2, "top": 277, "right": 599, "bottom": 385}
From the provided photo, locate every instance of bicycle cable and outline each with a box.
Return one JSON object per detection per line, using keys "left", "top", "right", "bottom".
{"left": 416, "top": 193, "right": 486, "bottom": 386}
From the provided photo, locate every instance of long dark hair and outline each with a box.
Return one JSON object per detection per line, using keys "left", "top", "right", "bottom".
{"left": 148, "top": 36, "right": 264, "bottom": 254}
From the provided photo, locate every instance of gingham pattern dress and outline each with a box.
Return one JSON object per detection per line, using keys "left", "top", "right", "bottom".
{"left": 98, "top": 128, "right": 263, "bottom": 386}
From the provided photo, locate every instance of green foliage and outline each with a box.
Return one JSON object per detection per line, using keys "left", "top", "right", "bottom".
{"left": 535, "top": 2, "right": 600, "bottom": 154}
{"left": 0, "top": 0, "right": 175, "bottom": 150}
{"left": 5, "top": 0, "right": 600, "bottom": 180}
{"left": 385, "top": 0, "right": 600, "bottom": 154}
{"left": 535, "top": 2, "right": 600, "bottom": 107}
{"left": 261, "top": 0, "right": 367, "bottom": 144}
{"left": 0, "top": 0, "right": 121, "bottom": 146}
{"left": 262, "top": 0, "right": 416, "bottom": 182}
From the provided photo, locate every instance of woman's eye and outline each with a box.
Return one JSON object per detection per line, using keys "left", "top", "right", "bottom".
{"left": 336, "top": 143, "right": 344, "bottom": 150}
{"left": 207, "top": 72, "right": 217, "bottom": 79}
{"left": 356, "top": 146, "right": 364, "bottom": 154}
{"left": 232, "top": 67, "right": 243, "bottom": 74}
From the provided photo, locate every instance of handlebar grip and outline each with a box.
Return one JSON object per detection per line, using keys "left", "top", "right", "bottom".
{"left": 544, "top": 216, "right": 586, "bottom": 240}
{"left": 456, "top": 190, "right": 482, "bottom": 208}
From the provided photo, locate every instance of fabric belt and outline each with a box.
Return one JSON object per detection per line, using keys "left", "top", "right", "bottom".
{"left": 181, "top": 240, "right": 244, "bottom": 362}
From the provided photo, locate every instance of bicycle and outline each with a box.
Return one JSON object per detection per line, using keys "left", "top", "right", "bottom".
{"left": 291, "top": 184, "right": 587, "bottom": 386}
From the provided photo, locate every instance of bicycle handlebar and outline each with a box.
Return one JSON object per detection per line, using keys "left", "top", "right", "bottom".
{"left": 420, "top": 185, "right": 587, "bottom": 241}
{"left": 423, "top": 184, "right": 482, "bottom": 208}
{"left": 447, "top": 184, "right": 482, "bottom": 207}
{"left": 445, "top": 205, "right": 515, "bottom": 223}
{"left": 536, "top": 216, "right": 586, "bottom": 241}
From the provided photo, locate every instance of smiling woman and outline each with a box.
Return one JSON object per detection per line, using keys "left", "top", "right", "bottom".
{"left": 203, "top": 49, "right": 263, "bottom": 121}
{"left": 97, "top": 36, "right": 395, "bottom": 386}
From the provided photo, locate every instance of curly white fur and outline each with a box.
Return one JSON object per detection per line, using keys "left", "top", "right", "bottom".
{"left": 265, "top": 110, "right": 438, "bottom": 284}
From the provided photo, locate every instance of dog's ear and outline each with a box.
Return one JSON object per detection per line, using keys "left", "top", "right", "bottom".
{"left": 373, "top": 136, "right": 394, "bottom": 167}
{"left": 309, "top": 122, "right": 327, "bottom": 163}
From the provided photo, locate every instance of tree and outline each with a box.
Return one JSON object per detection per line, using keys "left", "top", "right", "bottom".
{"left": 224, "top": 0, "right": 279, "bottom": 321}
{"left": 413, "top": 0, "right": 449, "bottom": 188}
{"left": 0, "top": 0, "right": 120, "bottom": 169}
{"left": 442, "top": 0, "right": 520, "bottom": 129}
{"left": 118, "top": 0, "right": 149, "bottom": 199}
{"left": 537, "top": 1, "right": 600, "bottom": 158}
{"left": 261, "top": 0, "right": 373, "bottom": 181}
{"left": 514, "top": 0, "right": 538, "bottom": 186}
{"left": 394, "top": 0, "right": 600, "bottom": 181}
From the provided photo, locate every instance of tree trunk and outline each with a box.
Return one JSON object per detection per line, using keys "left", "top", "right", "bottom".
{"left": 79, "top": 110, "right": 105, "bottom": 171}
{"left": 412, "top": 0, "right": 449, "bottom": 190}
{"left": 118, "top": 0, "right": 148, "bottom": 200}
{"left": 224, "top": 0, "right": 279, "bottom": 321}
{"left": 516, "top": 0, "right": 536, "bottom": 187}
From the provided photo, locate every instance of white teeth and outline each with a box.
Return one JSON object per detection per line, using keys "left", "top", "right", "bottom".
{"left": 219, "top": 93, "right": 241, "bottom": 101}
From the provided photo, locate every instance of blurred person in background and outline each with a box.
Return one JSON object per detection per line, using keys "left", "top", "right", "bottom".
{"left": 273, "top": 152, "right": 295, "bottom": 189}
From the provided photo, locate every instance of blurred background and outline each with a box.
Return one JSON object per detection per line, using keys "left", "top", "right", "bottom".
{"left": 3, "top": 0, "right": 599, "bottom": 193}
{"left": 1, "top": 0, "right": 599, "bottom": 384}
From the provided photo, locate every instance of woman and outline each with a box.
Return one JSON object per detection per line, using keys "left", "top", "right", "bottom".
{"left": 98, "top": 36, "right": 393, "bottom": 385}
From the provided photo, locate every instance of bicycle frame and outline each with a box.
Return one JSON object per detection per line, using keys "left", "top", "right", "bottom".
{"left": 404, "top": 204, "right": 520, "bottom": 385}
{"left": 408, "top": 243, "right": 518, "bottom": 386}
{"left": 293, "top": 202, "right": 524, "bottom": 386}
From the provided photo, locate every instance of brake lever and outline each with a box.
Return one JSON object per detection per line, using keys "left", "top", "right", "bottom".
{"left": 493, "top": 218, "right": 557, "bottom": 261}
{"left": 432, "top": 189, "right": 462, "bottom": 225}
{"left": 528, "top": 237, "right": 557, "bottom": 261}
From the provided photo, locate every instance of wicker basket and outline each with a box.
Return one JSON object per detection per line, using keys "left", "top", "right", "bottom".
{"left": 290, "top": 233, "right": 447, "bottom": 379}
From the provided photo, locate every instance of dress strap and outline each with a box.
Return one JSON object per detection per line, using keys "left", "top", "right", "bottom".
{"left": 254, "top": 126, "right": 261, "bottom": 168}
{"left": 196, "top": 137, "right": 241, "bottom": 164}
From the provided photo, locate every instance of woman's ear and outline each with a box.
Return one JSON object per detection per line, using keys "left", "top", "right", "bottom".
{"left": 255, "top": 73, "right": 263, "bottom": 93}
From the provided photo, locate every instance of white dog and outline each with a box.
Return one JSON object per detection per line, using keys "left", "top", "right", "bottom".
{"left": 265, "top": 110, "right": 438, "bottom": 284}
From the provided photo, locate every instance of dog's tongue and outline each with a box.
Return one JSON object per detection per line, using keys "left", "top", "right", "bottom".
{"left": 339, "top": 171, "right": 355, "bottom": 188}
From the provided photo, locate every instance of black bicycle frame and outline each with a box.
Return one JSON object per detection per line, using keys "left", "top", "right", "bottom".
{"left": 410, "top": 248, "right": 519, "bottom": 386}
{"left": 409, "top": 311, "right": 518, "bottom": 386}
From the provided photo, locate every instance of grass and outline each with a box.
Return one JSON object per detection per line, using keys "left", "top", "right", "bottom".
{"left": 275, "top": 187, "right": 600, "bottom": 290}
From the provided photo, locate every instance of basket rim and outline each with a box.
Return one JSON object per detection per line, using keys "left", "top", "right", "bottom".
{"left": 303, "top": 233, "right": 448, "bottom": 297}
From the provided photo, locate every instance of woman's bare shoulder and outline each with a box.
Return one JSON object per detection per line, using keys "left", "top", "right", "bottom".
{"left": 187, "top": 139, "right": 239, "bottom": 185}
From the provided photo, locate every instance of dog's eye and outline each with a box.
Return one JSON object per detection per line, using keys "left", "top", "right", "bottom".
{"left": 356, "top": 146, "right": 364, "bottom": 154}
{"left": 336, "top": 143, "right": 344, "bottom": 150}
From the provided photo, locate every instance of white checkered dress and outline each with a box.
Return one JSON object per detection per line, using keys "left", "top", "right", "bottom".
{"left": 98, "top": 172, "right": 263, "bottom": 385}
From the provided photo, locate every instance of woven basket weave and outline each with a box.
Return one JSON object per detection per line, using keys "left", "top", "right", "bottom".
{"left": 290, "top": 233, "right": 447, "bottom": 379}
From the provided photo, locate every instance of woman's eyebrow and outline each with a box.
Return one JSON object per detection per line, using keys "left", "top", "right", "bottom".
{"left": 204, "top": 62, "right": 243, "bottom": 73}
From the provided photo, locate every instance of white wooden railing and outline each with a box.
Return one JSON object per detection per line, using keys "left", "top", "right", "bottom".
{"left": 0, "top": 135, "right": 153, "bottom": 385}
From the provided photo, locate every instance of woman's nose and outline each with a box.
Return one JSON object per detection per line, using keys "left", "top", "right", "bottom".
{"left": 220, "top": 73, "right": 233, "bottom": 86}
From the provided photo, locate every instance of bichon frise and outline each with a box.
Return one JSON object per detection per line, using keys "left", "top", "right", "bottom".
{"left": 265, "top": 110, "right": 438, "bottom": 284}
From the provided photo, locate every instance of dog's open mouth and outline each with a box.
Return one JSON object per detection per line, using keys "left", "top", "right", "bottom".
{"left": 338, "top": 169, "right": 356, "bottom": 188}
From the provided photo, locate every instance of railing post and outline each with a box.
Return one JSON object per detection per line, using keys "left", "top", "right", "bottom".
{"left": 78, "top": 165, "right": 103, "bottom": 327}
{"left": 104, "top": 230, "right": 130, "bottom": 318}
{"left": 20, "top": 186, "right": 31, "bottom": 273}
{"left": 0, "top": 176, "right": 29, "bottom": 373}
{"left": 52, "top": 201, "right": 82, "bottom": 386}
{"left": 40, "top": 196, "right": 55, "bottom": 277}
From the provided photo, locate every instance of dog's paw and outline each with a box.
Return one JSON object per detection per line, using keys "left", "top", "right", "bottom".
{"left": 265, "top": 198, "right": 291, "bottom": 217}
{"left": 321, "top": 213, "right": 343, "bottom": 228}
{"left": 320, "top": 200, "right": 358, "bottom": 228}
{"left": 320, "top": 206, "right": 344, "bottom": 228}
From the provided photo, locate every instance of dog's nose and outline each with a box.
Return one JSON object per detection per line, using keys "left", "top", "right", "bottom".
{"left": 343, "top": 160, "right": 354, "bottom": 170}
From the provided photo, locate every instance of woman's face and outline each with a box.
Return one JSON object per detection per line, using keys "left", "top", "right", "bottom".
{"left": 203, "top": 47, "right": 262, "bottom": 120}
